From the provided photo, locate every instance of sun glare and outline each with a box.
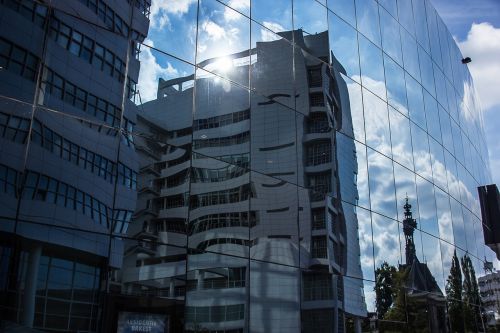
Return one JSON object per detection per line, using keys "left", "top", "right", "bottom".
{"left": 211, "top": 57, "right": 234, "bottom": 73}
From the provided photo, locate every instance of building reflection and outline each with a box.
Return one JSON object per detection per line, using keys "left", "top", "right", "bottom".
{"left": 0, "top": 0, "right": 492, "bottom": 332}
{"left": 123, "top": 29, "right": 367, "bottom": 332}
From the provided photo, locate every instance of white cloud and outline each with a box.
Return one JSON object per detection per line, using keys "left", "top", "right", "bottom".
{"left": 260, "top": 21, "right": 286, "bottom": 42}
{"left": 137, "top": 39, "right": 179, "bottom": 102}
{"left": 202, "top": 20, "right": 227, "bottom": 41}
{"left": 457, "top": 22, "right": 500, "bottom": 111}
{"left": 150, "top": 0, "right": 197, "bottom": 30}
{"left": 458, "top": 22, "right": 500, "bottom": 201}
{"left": 197, "top": 20, "right": 241, "bottom": 61}
{"left": 224, "top": 0, "right": 250, "bottom": 21}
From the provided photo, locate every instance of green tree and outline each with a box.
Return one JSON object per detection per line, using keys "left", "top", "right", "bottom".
{"left": 384, "top": 268, "right": 408, "bottom": 323}
{"left": 446, "top": 250, "right": 464, "bottom": 333}
{"left": 461, "top": 254, "right": 483, "bottom": 332}
{"left": 375, "top": 262, "right": 397, "bottom": 319}
{"left": 384, "top": 267, "right": 430, "bottom": 333}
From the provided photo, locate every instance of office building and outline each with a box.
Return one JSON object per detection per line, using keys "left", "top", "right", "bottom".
{"left": 0, "top": 0, "right": 495, "bottom": 332}
{"left": 479, "top": 271, "right": 500, "bottom": 327}
{"left": 0, "top": 0, "right": 150, "bottom": 331}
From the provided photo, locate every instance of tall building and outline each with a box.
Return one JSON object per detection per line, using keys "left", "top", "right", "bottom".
{"left": 479, "top": 271, "right": 500, "bottom": 327}
{"left": 0, "top": 0, "right": 150, "bottom": 331}
{"left": 0, "top": 0, "right": 495, "bottom": 332}
{"left": 123, "top": 29, "right": 366, "bottom": 332}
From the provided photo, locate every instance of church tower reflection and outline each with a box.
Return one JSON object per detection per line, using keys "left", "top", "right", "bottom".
{"left": 375, "top": 199, "right": 446, "bottom": 332}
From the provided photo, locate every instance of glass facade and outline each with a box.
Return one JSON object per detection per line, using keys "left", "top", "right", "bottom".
{"left": 0, "top": 0, "right": 493, "bottom": 332}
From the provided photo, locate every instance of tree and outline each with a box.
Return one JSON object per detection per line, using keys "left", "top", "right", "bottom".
{"left": 384, "top": 267, "right": 430, "bottom": 333}
{"left": 446, "top": 250, "right": 464, "bottom": 333}
{"left": 461, "top": 254, "right": 483, "bottom": 332}
{"left": 375, "top": 261, "right": 397, "bottom": 319}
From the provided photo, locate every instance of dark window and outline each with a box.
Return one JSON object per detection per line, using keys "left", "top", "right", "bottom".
{"left": 307, "top": 112, "right": 330, "bottom": 133}
{"left": 307, "top": 66, "right": 322, "bottom": 87}
{"left": 0, "top": 37, "right": 39, "bottom": 81}
{"left": 308, "top": 172, "right": 331, "bottom": 201}
{"left": 306, "top": 141, "right": 331, "bottom": 166}
{"left": 303, "top": 273, "right": 332, "bottom": 300}
{"left": 311, "top": 209, "right": 325, "bottom": 230}
{"left": 310, "top": 92, "right": 325, "bottom": 107}
{"left": 311, "top": 236, "right": 328, "bottom": 258}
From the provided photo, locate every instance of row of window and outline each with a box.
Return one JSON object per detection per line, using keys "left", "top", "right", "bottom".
{"left": 0, "top": 36, "right": 39, "bottom": 81}
{"left": 196, "top": 238, "right": 251, "bottom": 252}
{"left": 303, "top": 273, "right": 333, "bottom": 301}
{"left": 333, "top": 241, "right": 344, "bottom": 267}
{"left": 42, "top": 65, "right": 137, "bottom": 139}
{"left": 306, "top": 112, "right": 330, "bottom": 134}
{"left": 42, "top": 67, "right": 120, "bottom": 126}
{"left": 1, "top": 0, "right": 48, "bottom": 29}
{"left": 0, "top": 163, "right": 19, "bottom": 196}
{"left": 0, "top": 111, "right": 30, "bottom": 144}
{"left": 49, "top": 16, "right": 126, "bottom": 83}
{"left": 305, "top": 141, "right": 332, "bottom": 166}
{"left": 186, "top": 267, "right": 246, "bottom": 291}
{"left": 185, "top": 304, "right": 244, "bottom": 323}
{"left": 167, "top": 126, "right": 192, "bottom": 139}
{"left": 128, "top": 0, "right": 151, "bottom": 18}
{"left": 160, "top": 169, "right": 188, "bottom": 189}
{"left": 311, "top": 236, "right": 328, "bottom": 259}
{"left": 307, "top": 66, "right": 323, "bottom": 88}
{"left": 29, "top": 116, "right": 136, "bottom": 188}
{"left": 191, "top": 164, "right": 248, "bottom": 183}
{"left": 190, "top": 184, "right": 254, "bottom": 209}
{"left": 18, "top": 167, "right": 132, "bottom": 230}
{"left": 193, "top": 131, "right": 250, "bottom": 149}
{"left": 309, "top": 92, "right": 325, "bottom": 107}
{"left": 117, "top": 163, "right": 137, "bottom": 190}
{"left": 155, "top": 218, "right": 186, "bottom": 234}
{"left": 192, "top": 152, "right": 250, "bottom": 169}
{"left": 23, "top": 253, "right": 101, "bottom": 332}
{"left": 307, "top": 172, "right": 332, "bottom": 202}
{"left": 193, "top": 109, "right": 250, "bottom": 131}
{"left": 135, "top": 253, "right": 187, "bottom": 267}
{"left": 479, "top": 277, "right": 500, "bottom": 287}
{"left": 189, "top": 212, "right": 258, "bottom": 235}
{"left": 158, "top": 193, "right": 189, "bottom": 210}
{"left": 163, "top": 150, "right": 190, "bottom": 168}
{"left": 311, "top": 209, "right": 326, "bottom": 230}
{"left": 77, "top": 0, "right": 144, "bottom": 40}
{"left": 113, "top": 209, "right": 133, "bottom": 234}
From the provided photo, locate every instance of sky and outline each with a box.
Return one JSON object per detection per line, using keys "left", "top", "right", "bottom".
{"left": 431, "top": 0, "right": 500, "bottom": 186}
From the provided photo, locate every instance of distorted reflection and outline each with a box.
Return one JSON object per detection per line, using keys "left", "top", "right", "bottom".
{"left": 125, "top": 26, "right": 367, "bottom": 332}
{"left": 0, "top": 0, "right": 493, "bottom": 332}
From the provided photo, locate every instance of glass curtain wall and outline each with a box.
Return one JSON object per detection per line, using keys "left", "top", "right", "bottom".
{"left": 0, "top": 0, "right": 493, "bottom": 332}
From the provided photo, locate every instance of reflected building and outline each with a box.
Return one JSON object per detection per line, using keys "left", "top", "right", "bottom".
{"left": 479, "top": 271, "right": 500, "bottom": 327}
{"left": 123, "top": 30, "right": 366, "bottom": 332}
{"left": 0, "top": 0, "right": 495, "bottom": 332}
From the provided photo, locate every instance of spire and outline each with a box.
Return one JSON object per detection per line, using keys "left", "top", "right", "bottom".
{"left": 403, "top": 196, "right": 418, "bottom": 265}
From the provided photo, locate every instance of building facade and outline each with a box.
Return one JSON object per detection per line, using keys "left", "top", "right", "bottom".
{"left": 0, "top": 0, "right": 150, "bottom": 331}
{"left": 123, "top": 29, "right": 366, "bottom": 332}
{"left": 0, "top": 0, "right": 495, "bottom": 332}
{"left": 479, "top": 271, "right": 500, "bottom": 327}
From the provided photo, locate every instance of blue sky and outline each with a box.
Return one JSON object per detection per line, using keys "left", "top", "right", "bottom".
{"left": 431, "top": 0, "right": 500, "bottom": 186}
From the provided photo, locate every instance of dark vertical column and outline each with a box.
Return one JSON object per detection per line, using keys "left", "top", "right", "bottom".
{"left": 20, "top": 244, "right": 42, "bottom": 328}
